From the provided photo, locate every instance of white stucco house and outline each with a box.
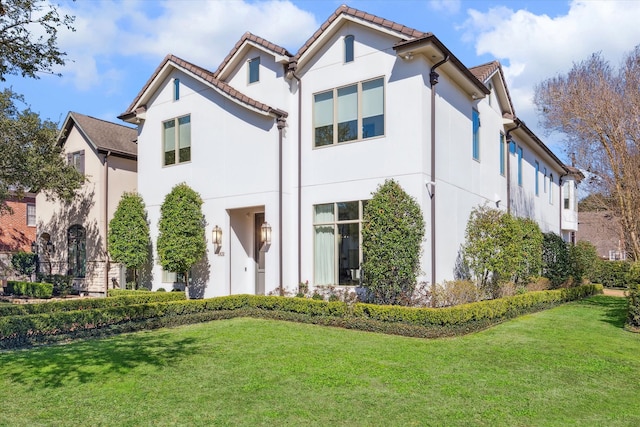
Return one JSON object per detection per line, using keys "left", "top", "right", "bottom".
{"left": 119, "top": 5, "right": 581, "bottom": 298}
{"left": 36, "top": 112, "right": 138, "bottom": 295}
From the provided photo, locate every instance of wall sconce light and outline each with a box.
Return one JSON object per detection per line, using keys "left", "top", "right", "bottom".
{"left": 31, "top": 241, "right": 37, "bottom": 253}
{"left": 212, "top": 225, "right": 222, "bottom": 254}
{"left": 260, "top": 221, "right": 272, "bottom": 252}
{"left": 402, "top": 52, "right": 413, "bottom": 61}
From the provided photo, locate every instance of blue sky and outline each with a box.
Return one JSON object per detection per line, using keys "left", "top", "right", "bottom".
{"left": 4, "top": 0, "right": 640, "bottom": 160}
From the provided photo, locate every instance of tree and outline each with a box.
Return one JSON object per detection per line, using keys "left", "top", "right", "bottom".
{"left": 542, "top": 232, "right": 571, "bottom": 288}
{"left": 362, "top": 179, "right": 425, "bottom": 305}
{"left": 0, "top": 89, "right": 84, "bottom": 213}
{"left": 0, "top": 0, "right": 75, "bottom": 81}
{"left": 11, "top": 251, "right": 37, "bottom": 279}
{"left": 156, "top": 183, "right": 206, "bottom": 297}
{"left": 108, "top": 192, "right": 151, "bottom": 289}
{"left": 535, "top": 47, "right": 640, "bottom": 260}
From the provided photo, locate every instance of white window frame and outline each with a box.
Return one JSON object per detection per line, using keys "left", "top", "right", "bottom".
{"left": 162, "top": 114, "right": 191, "bottom": 166}
{"left": 26, "top": 203, "right": 35, "bottom": 227}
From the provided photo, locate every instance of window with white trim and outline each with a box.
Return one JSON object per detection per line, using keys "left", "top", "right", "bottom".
{"left": 314, "top": 201, "right": 367, "bottom": 286}
{"left": 163, "top": 115, "right": 191, "bottom": 166}
{"left": 313, "top": 77, "right": 384, "bottom": 147}
{"left": 26, "top": 203, "right": 35, "bottom": 226}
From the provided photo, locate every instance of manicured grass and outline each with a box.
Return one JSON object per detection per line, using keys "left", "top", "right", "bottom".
{"left": 0, "top": 295, "right": 638, "bottom": 426}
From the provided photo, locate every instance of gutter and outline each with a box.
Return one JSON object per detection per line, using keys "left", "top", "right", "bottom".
{"left": 429, "top": 55, "right": 449, "bottom": 307}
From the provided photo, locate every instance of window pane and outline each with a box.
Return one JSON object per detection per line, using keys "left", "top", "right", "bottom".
{"left": 27, "top": 204, "right": 35, "bottom": 226}
{"left": 344, "top": 35, "right": 354, "bottom": 63}
{"left": 314, "top": 203, "right": 334, "bottom": 223}
{"left": 362, "top": 78, "right": 384, "bottom": 138}
{"left": 499, "top": 133, "right": 505, "bottom": 175}
{"left": 314, "top": 225, "right": 335, "bottom": 285}
{"left": 249, "top": 57, "right": 260, "bottom": 83}
{"left": 338, "top": 201, "right": 358, "bottom": 221}
{"left": 337, "top": 85, "right": 357, "bottom": 142}
{"left": 314, "top": 91, "right": 334, "bottom": 146}
{"left": 472, "top": 110, "right": 480, "bottom": 160}
{"left": 173, "top": 78, "right": 180, "bottom": 101}
{"left": 338, "top": 223, "right": 359, "bottom": 285}
{"left": 178, "top": 116, "right": 191, "bottom": 163}
{"left": 517, "top": 146, "right": 523, "bottom": 186}
{"left": 163, "top": 120, "right": 176, "bottom": 165}
{"left": 535, "top": 161, "right": 540, "bottom": 195}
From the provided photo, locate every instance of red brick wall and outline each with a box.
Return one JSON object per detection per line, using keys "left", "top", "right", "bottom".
{"left": 0, "top": 196, "right": 36, "bottom": 252}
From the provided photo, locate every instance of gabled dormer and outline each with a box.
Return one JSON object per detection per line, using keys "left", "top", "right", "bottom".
{"left": 469, "top": 61, "right": 516, "bottom": 122}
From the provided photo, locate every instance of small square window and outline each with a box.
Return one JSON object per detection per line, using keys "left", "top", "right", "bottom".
{"left": 248, "top": 57, "right": 260, "bottom": 83}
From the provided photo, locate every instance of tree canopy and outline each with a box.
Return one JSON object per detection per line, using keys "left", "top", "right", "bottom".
{"left": 535, "top": 46, "right": 640, "bottom": 260}
{"left": 156, "top": 183, "right": 206, "bottom": 293}
{"left": 108, "top": 192, "right": 151, "bottom": 287}
{"left": 0, "top": 0, "right": 74, "bottom": 81}
{"left": 0, "top": 89, "right": 84, "bottom": 213}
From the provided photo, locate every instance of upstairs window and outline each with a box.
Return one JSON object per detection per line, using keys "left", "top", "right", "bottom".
{"left": 499, "top": 132, "right": 505, "bottom": 176}
{"left": 535, "top": 161, "right": 540, "bottom": 196}
{"left": 472, "top": 110, "right": 480, "bottom": 160}
{"left": 549, "top": 174, "right": 554, "bottom": 204}
{"left": 313, "top": 77, "right": 384, "bottom": 147}
{"left": 248, "top": 57, "right": 260, "bottom": 83}
{"left": 563, "top": 181, "right": 570, "bottom": 209}
{"left": 544, "top": 167, "right": 548, "bottom": 193}
{"left": 344, "top": 35, "right": 354, "bottom": 63}
{"left": 173, "top": 78, "right": 180, "bottom": 101}
{"left": 163, "top": 115, "right": 191, "bottom": 166}
{"left": 68, "top": 150, "right": 85, "bottom": 175}
{"left": 27, "top": 203, "right": 35, "bottom": 227}
{"left": 517, "top": 146, "right": 523, "bottom": 186}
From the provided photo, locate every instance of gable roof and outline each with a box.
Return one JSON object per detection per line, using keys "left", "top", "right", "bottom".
{"left": 60, "top": 112, "right": 138, "bottom": 159}
{"left": 214, "top": 32, "right": 292, "bottom": 80}
{"left": 119, "top": 54, "right": 287, "bottom": 123}
{"left": 294, "top": 5, "right": 425, "bottom": 64}
{"left": 469, "top": 60, "right": 515, "bottom": 118}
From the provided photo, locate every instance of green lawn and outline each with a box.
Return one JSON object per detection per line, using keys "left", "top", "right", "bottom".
{"left": 0, "top": 295, "right": 638, "bottom": 426}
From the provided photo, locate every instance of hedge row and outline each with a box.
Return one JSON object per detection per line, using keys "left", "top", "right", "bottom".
{"left": 0, "top": 292, "right": 186, "bottom": 317}
{"left": 627, "top": 284, "right": 640, "bottom": 331}
{"left": 5, "top": 281, "right": 53, "bottom": 299}
{"left": 107, "top": 289, "right": 153, "bottom": 297}
{"left": 0, "top": 284, "right": 602, "bottom": 349}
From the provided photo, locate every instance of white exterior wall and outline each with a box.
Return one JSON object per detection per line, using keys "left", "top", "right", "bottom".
{"left": 137, "top": 70, "right": 284, "bottom": 297}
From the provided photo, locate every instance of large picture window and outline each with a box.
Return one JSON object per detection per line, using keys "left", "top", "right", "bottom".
{"left": 313, "top": 201, "right": 366, "bottom": 286}
{"left": 68, "top": 224, "right": 86, "bottom": 278}
{"left": 163, "top": 115, "right": 191, "bottom": 166}
{"left": 313, "top": 77, "right": 384, "bottom": 147}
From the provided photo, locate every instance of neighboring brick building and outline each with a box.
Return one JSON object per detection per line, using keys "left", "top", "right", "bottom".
{"left": 0, "top": 194, "right": 36, "bottom": 281}
{"left": 577, "top": 211, "right": 627, "bottom": 260}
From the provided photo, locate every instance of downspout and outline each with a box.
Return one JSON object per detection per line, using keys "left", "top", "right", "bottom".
{"left": 287, "top": 62, "right": 302, "bottom": 288}
{"left": 277, "top": 116, "right": 287, "bottom": 295}
{"left": 505, "top": 122, "right": 521, "bottom": 215}
{"left": 429, "top": 55, "right": 449, "bottom": 307}
{"left": 104, "top": 151, "right": 111, "bottom": 297}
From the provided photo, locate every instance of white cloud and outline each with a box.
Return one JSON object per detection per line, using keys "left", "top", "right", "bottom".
{"left": 54, "top": 0, "right": 318, "bottom": 91}
{"left": 429, "top": 0, "right": 461, "bottom": 14}
{"left": 461, "top": 0, "right": 640, "bottom": 141}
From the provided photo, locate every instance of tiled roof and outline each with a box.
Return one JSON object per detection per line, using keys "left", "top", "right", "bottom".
{"left": 469, "top": 60, "right": 515, "bottom": 116}
{"left": 120, "top": 55, "right": 287, "bottom": 120}
{"left": 214, "top": 32, "right": 292, "bottom": 78}
{"left": 64, "top": 112, "right": 138, "bottom": 158}
{"left": 293, "top": 4, "right": 426, "bottom": 61}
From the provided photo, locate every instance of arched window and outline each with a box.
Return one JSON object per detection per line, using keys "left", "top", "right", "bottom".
{"left": 68, "top": 224, "right": 86, "bottom": 278}
{"left": 344, "top": 35, "right": 354, "bottom": 63}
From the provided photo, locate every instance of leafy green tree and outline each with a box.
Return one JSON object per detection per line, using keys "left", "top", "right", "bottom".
{"left": 514, "top": 217, "right": 543, "bottom": 284}
{"left": 11, "top": 251, "right": 37, "bottom": 278}
{"left": 156, "top": 183, "right": 206, "bottom": 297}
{"left": 0, "top": 0, "right": 75, "bottom": 81}
{"left": 362, "top": 179, "right": 425, "bottom": 305}
{"left": 0, "top": 89, "right": 84, "bottom": 213}
{"left": 542, "top": 232, "right": 571, "bottom": 288}
{"left": 108, "top": 192, "right": 151, "bottom": 289}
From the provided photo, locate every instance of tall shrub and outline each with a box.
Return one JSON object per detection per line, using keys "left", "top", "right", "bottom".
{"left": 513, "top": 217, "right": 543, "bottom": 285}
{"left": 362, "top": 179, "right": 424, "bottom": 305}
{"left": 11, "top": 251, "right": 37, "bottom": 279}
{"left": 570, "top": 240, "right": 599, "bottom": 284}
{"left": 157, "top": 183, "right": 206, "bottom": 297}
{"left": 108, "top": 192, "right": 151, "bottom": 288}
{"left": 542, "top": 232, "right": 571, "bottom": 288}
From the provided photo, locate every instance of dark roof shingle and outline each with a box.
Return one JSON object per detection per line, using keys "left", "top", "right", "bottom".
{"left": 64, "top": 112, "right": 138, "bottom": 158}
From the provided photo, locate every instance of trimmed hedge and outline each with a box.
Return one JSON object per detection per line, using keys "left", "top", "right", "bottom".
{"left": 5, "top": 281, "right": 53, "bottom": 299}
{"left": 0, "top": 284, "right": 602, "bottom": 349}
{"left": 107, "top": 289, "right": 152, "bottom": 297}
{"left": 0, "top": 292, "right": 186, "bottom": 317}
{"left": 626, "top": 284, "right": 640, "bottom": 330}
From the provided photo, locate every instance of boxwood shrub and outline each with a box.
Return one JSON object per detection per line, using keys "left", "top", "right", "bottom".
{"left": 5, "top": 281, "right": 53, "bottom": 299}
{"left": 0, "top": 284, "right": 602, "bottom": 349}
{"left": 626, "top": 284, "right": 640, "bottom": 331}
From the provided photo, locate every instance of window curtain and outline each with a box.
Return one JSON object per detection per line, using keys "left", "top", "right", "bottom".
{"left": 314, "top": 204, "right": 335, "bottom": 285}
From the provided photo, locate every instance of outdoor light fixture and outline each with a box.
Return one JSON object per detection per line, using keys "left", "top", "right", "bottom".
{"left": 260, "top": 221, "right": 272, "bottom": 251}
{"left": 212, "top": 225, "right": 222, "bottom": 253}
{"left": 31, "top": 241, "right": 37, "bottom": 253}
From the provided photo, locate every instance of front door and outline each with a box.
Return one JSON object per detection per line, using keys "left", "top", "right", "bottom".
{"left": 254, "top": 212, "right": 265, "bottom": 295}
